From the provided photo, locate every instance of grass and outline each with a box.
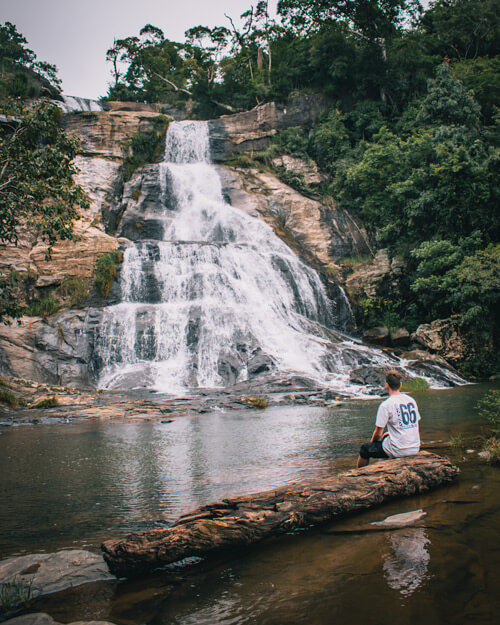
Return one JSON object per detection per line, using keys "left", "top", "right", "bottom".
{"left": 26, "top": 296, "right": 59, "bottom": 318}
{"left": 0, "top": 576, "right": 33, "bottom": 615}
{"left": 0, "top": 389, "right": 26, "bottom": 408}
{"left": 240, "top": 396, "right": 268, "bottom": 409}
{"left": 59, "top": 276, "right": 89, "bottom": 307}
{"left": 123, "top": 115, "right": 170, "bottom": 181}
{"left": 224, "top": 155, "right": 258, "bottom": 168}
{"left": 32, "top": 396, "right": 58, "bottom": 409}
{"left": 449, "top": 433, "right": 464, "bottom": 449}
{"left": 338, "top": 255, "right": 372, "bottom": 268}
{"left": 401, "top": 377, "right": 430, "bottom": 392}
{"left": 94, "top": 250, "right": 123, "bottom": 299}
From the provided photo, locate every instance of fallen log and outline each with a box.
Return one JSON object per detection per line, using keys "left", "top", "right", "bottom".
{"left": 102, "top": 452, "right": 458, "bottom": 576}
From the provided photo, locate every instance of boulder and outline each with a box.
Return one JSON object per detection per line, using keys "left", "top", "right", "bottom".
{"left": 363, "top": 326, "right": 390, "bottom": 345}
{"left": 412, "top": 318, "right": 467, "bottom": 365}
{"left": 0, "top": 550, "right": 115, "bottom": 600}
{"left": 349, "top": 365, "right": 390, "bottom": 389}
{"left": 345, "top": 249, "right": 404, "bottom": 300}
{"left": 390, "top": 327, "right": 410, "bottom": 347}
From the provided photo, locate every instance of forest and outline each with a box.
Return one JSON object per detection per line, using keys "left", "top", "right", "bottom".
{"left": 0, "top": 0, "right": 499, "bottom": 377}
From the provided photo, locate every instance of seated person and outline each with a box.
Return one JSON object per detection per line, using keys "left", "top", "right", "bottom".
{"left": 357, "top": 369, "right": 421, "bottom": 468}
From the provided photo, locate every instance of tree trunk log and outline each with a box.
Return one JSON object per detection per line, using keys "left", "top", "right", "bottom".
{"left": 101, "top": 452, "right": 458, "bottom": 576}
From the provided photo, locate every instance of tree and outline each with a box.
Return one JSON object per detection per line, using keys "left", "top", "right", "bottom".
{"left": 277, "top": 0, "right": 423, "bottom": 40}
{"left": 0, "top": 22, "right": 61, "bottom": 98}
{"left": 0, "top": 100, "right": 88, "bottom": 261}
{"left": 420, "top": 0, "right": 500, "bottom": 60}
{"left": 338, "top": 63, "right": 499, "bottom": 249}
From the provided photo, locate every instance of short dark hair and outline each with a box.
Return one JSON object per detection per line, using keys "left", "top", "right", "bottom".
{"left": 386, "top": 369, "right": 403, "bottom": 391}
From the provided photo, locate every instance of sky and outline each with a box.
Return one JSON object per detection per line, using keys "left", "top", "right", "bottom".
{"left": 0, "top": 0, "right": 277, "bottom": 100}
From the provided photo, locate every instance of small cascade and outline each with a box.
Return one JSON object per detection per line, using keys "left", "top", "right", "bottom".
{"left": 57, "top": 95, "right": 104, "bottom": 113}
{"left": 92, "top": 121, "right": 458, "bottom": 394}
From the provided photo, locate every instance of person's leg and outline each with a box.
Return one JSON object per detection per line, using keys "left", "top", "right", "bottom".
{"left": 357, "top": 455, "right": 369, "bottom": 468}
{"left": 357, "top": 441, "right": 388, "bottom": 468}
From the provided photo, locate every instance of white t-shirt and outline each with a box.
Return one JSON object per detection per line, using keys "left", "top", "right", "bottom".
{"left": 376, "top": 393, "right": 421, "bottom": 458}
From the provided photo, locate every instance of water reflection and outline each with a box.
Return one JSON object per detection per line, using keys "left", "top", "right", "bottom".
{"left": 382, "top": 529, "right": 430, "bottom": 596}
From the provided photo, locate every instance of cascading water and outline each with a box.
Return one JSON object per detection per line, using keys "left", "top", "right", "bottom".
{"left": 93, "top": 121, "right": 461, "bottom": 394}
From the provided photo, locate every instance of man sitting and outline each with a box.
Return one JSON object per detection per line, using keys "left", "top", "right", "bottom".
{"left": 357, "top": 369, "right": 421, "bottom": 468}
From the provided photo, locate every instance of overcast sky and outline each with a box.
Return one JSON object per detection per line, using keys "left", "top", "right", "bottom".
{"left": 1, "top": 0, "right": 277, "bottom": 100}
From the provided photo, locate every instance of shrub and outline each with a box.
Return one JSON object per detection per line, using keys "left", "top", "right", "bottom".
{"left": 94, "top": 250, "right": 123, "bottom": 299}
{"left": 481, "top": 437, "right": 500, "bottom": 465}
{"left": 401, "top": 377, "right": 430, "bottom": 392}
{"left": 476, "top": 390, "right": 500, "bottom": 437}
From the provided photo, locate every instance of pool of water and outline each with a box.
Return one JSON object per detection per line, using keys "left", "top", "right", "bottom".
{"left": 1, "top": 384, "right": 499, "bottom": 624}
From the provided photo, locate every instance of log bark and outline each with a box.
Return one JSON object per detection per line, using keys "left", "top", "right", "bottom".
{"left": 101, "top": 452, "right": 458, "bottom": 576}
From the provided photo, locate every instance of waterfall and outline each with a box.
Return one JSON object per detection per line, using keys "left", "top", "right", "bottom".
{"left": 93, "top": 121, "right": 456, "bottom": 394}
{"left": 57, "top": 96, "right": 104, "bottom": 113}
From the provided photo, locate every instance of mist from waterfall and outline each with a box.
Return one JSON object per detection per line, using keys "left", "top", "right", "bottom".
{"left": 93, "top": 121, "right": 457, "bottom": 394}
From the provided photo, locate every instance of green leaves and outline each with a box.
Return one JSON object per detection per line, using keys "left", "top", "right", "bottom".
{"left": 0, "top": 100, "right": 89, "bottom": 254}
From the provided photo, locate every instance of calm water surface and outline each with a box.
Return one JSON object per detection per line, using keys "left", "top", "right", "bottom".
{"left": 1, "top": 384, "right": 499, "bottom": 624}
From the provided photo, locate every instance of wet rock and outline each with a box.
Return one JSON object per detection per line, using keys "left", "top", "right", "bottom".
{"left": 370, "top": 509, "right": 427, "bottom": 529}
{"left": 247, "top": 351, "right": 274, "bottom": 376}
{"left": 363, "top": 326, "right": 390, "bottom": 345}
{"left": 0, "top": 550, "right": 115, "bottom": 599}
{"left": 349, "top": 366, "right": 389, "bottom": 390}
{"left": 217, "top": 352, "right": 243, "bottom": 385}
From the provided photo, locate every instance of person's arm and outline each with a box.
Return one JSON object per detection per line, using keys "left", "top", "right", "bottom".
{"left": 371, "top": 426, "right": 385, "bottom": 442}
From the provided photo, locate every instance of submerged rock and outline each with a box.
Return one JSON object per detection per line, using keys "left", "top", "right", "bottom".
{"left": 370, "top": 509, "right": 427, "bottom": 529}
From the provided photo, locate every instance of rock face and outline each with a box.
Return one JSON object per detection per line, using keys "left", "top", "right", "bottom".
{"left": 412, "top": 318, "right": 468, "bottom": 365}
{"left": 101, "top": 452, "right": 459, "bottom": 576}
{"left": 209, "top": 93, "right": 330, "bottom": 160}
{"left": 0, "top": 550, "right": 115, "bottom": 600}
{"left": 345, "top": 249, "right": 403, "bottom": 300}
{"left": 219, "top": 166, "right": 371, "bottom": 267}
{"left": 271, "top": 155, "right": 324, "bottom": 186}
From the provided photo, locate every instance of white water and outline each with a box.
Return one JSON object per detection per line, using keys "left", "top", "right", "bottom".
{"left": 94, "top": 121, "right": 459, "bottom": 394}
{"left": 57, "top": 95, "right": 104, "bottom": 113}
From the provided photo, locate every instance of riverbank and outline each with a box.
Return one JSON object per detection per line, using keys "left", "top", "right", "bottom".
{"left": 0, "top": 375, "right": 354, "bottom": 427}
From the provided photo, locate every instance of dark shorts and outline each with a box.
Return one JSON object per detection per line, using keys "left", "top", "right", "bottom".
{"left": 359, "top": 441, "right": 389, "bottom": 460}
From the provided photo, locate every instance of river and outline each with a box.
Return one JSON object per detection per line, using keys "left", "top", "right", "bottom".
{"left": 0, "top": 384, "right": 499, "bottom": 624}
